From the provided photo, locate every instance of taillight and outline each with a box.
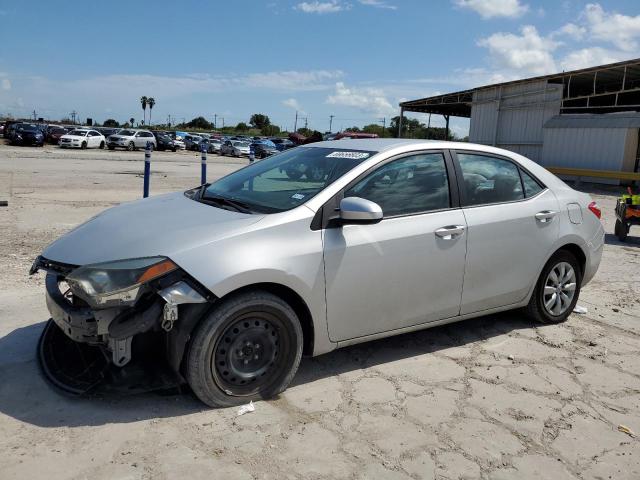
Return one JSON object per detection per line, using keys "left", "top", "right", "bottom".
{"left": 588, "top": 201, "right": 601, "bottom": 219}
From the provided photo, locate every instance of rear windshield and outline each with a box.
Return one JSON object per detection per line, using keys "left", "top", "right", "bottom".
{"left": 201, "top": 147, "right": 376, "bottom": 213}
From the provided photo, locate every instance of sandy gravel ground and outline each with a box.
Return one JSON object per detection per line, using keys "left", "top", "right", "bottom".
{"left": 0, "top": 143, "right": 639, "bottom": 480}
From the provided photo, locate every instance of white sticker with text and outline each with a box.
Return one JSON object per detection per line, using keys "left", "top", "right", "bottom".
{"left": 326, "top": 151, "right": 370, "bottom": 160}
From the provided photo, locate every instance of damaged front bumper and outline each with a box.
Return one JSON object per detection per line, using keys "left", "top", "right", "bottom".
{"left": 34, "top": 256, "right": 213, "bottom": 394}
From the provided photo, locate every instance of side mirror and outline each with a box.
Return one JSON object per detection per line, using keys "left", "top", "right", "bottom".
{"left": 338, "top": 197, "right": 383, "bottom": 225}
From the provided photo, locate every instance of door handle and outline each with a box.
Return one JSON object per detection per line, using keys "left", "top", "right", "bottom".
{"left": 435, "top": 225, "right": 465, "bottom": 239}
{"left": 535, "top": 210, "right": 557, "bottom": 223}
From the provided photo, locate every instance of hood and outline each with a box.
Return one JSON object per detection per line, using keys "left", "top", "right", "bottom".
{"left": 61, "top": 134, "right": 85, "bottom": 140}
{"left": 42, "top": 191, "right": 265, "bottom": 266}
{"left": 110, "top": 135, "right": 131, "bottom": 140}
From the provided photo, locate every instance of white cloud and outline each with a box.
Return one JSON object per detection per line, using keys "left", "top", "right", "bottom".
{"left": 555, "top": 22, "right": 587, "bottom": 40}
{"left": 560, "top": 47, "right": 632, "bottom": 71}
{"left": 454, "top": 0, "right": 529, "bottom": 19}
{"left": 359, "top": 0, "right": 397, "bottom": 10}
{"left": 581, "top": 3, "right": 640, "bottom": 51}
{"left": 295, "top": 1, "right": 347, "bottom": 14}
{"left": 326, "top": 82, "right": 394, "bottom": 117}
{"left": 1, "top": 78, "right": 10, "bottom": 90}
{"left": 478, "top": 25, "right": 559, "bottom": 76}
{"left": 282, "top": 98, "right": 305, "bottom": 114}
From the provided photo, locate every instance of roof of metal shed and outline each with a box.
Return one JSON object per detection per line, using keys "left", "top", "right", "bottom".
{"left": 400, "top": 57, "right": 640, "bottom": 118}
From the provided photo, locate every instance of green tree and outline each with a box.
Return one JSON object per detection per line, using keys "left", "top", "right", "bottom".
{"left": 236, "top": 122, "right": 249, "bottom": 131}
{"left": 185, "top": 116, "right": 214, "bottom": 130}
{"left": 345, "top": 126, "right": 361, "bottom": 132}
{"left": 296, "top": 127, "right": 312, "bottom": 137}
{"left": 147, "top": 97, "right": 155, "bottom": 125}
{"left": 249, "top": 113, "right": 270, "bottom": 130}
{"left": 103, "top": 118, "right": 120, "bottom": 127}
{"left": 261, "top": 124, "right": 280, "bottom": 136}
{"left": 140, "top": 96, "right": 148, "bottom": 125}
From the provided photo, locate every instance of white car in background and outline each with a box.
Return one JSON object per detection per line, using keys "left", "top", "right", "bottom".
{"left": 107, "top": 129, "right": 157, "bottom": 151}
{"left": 59, "top": 129, "right": 106, "bottom": 149}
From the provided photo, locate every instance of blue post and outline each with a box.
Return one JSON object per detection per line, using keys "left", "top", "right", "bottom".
{"left": 143, "top": 141, "right": 152, "bottom": 198}
{"left": 200, "top": 141, "right": 207, "bottom": 184}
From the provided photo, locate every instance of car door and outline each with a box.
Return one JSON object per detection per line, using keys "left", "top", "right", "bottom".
{"left": 323, "top": 150, "right": 467, "bottom": 341}
{"left": 453, "top": 150, "right": 560, "bottom": 314}
{"left": 88, "top": 131, "right": 99, "bottom": 147}
{"left": 134, "top": 132, "right": 145, "bottom": 148}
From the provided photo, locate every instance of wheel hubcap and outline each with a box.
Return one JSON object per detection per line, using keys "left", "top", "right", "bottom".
{"left": 214, "top": 317, "right": 279, "bottom": 388}
{"left": 543, "top": 262, "right": 576, "bottom": 316}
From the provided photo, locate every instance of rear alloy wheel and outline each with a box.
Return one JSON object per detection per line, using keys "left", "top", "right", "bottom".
{"left": 127, "top": 142, "right": 135, "bottom": 151}
{"left": 615, "top": 219, "right": 629, "bottom": 242}
{"left": 186, "top": 290, "right": 303, "bottom": 408}
{"left": 525, "top": 250, "right": 581, "bottom": 324}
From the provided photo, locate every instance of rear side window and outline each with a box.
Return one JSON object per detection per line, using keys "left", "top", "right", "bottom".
{"left": 457, "top": 153, "right": 524, "bottom": 206}
{"left": 521, "top": 169, "right": 544, "bottom": 197}
{"left": 345, "top": 152, "right": 450, "bottom": 217}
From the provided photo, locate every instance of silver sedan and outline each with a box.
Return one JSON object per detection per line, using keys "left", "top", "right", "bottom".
{"left": 32, "top": 139, "right": 603, "bottom": 407}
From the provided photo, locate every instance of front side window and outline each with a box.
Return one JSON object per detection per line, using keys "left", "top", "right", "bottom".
{"left": 202, "top": 147, "right": 376, "bottom": 213}
{"left": 345, "top": 152, "right": 450, "bottom": 217}
{"left": 457, "top": 153, "right": 524, "bottom": 206}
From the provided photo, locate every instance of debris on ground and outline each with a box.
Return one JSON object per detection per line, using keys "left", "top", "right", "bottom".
{"left": 618, "top": 425, "right": 636, "bottom": 438}
{"left": 237, "top": 401, "right": 255, "bottom": 416}
{"left": 573, "top": 305, "right": 588, "bottom": 314}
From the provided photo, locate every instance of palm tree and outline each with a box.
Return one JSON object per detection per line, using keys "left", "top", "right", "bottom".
{"left": 129, "top": 117, "right": 135, "bottom": 127}
{"left": 147, "top": 97, "right": 155, "bottom": 126}
{"left": 140, "top": 96, "right": 148, "bottom": 125}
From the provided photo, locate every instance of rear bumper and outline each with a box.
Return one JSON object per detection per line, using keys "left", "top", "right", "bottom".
{"left": 583, "top": 223, "right": 604, "bottom": 285}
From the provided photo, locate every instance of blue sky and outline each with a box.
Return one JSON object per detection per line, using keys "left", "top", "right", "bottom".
{"left": 0, "top": 0, "right": 639, "bottom": 136}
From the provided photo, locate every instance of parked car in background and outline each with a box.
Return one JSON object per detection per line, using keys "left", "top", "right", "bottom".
{"left": 0, "top": 124, "right": 4, "bottom": 137}
{"left": 207, "top": 138, "right": 222, "bottom": 153}
{"left": 183, "top": 134, "right": 203, "bottom": 151}
{"left": 220, "top": 140, "right": 251, "bottom": 157}
{"left": 46, "top": 126, "right": 69, "bottom": 144}
{"left": 9, "top": 123, "right": 45, "bottom": 146}
{"left": 151, "top": 131, "right": 178, "bottom": 152}
{"left": 107, "top": 129, "right": 156, "bottom": 151}
{"left": 59, "top": 129, "right": 106, "bottom": 149}
{"left": 96, "top": 128, "right": 120, "bottom": 139}
{"left": 251, "top": 139, "right": 279, "bottom": 158}
{"left": 334, "top": 132, "right": 379, "bottom": 140}
{"left": 271, "top": 138, "right": 296, "bottom": 151}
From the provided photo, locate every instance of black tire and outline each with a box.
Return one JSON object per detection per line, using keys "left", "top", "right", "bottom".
{"left": 127, "top": 142, "right": 135, "bottom": 151}
{"left": 615, "top": 219, "right": 629, "bottom": 242}
{"left": 172, "top": 147, "right": 177, "bottom": 152}
{"left": 186, "top": 290, "right": 303, "bottom": 408}
{"left": 99, "top": 141, "right": 105, "bottom": 149}
{"left": 81, "top": 142, "right": 87, "bottom": 150}
{"left": 108, "top": 145, "right": 115, "bottom": 150}
{"left": 525, "top": 250, "right": 582, "bottom": 324}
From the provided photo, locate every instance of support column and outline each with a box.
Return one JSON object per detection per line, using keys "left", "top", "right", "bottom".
{"left": 398, "top": 108, "right": 404, "bottom": 138}
{"left": 445, "top": 115, "right": 450, "bottom": 140}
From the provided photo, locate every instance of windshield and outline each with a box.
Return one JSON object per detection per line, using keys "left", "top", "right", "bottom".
{"left": 202, "top": 146, "right": 376, "bottom": 213}
{"left": 19, "top": 124, "right": 39, "bottom": 132}
{"left": 68, "top": 130, "right": 87, "bottom": 136}
{"left": 233, "top": 141, "right": 250, "bottom": 147}
{"left": 118, "top": 130, "right": 135, "bottom": 136}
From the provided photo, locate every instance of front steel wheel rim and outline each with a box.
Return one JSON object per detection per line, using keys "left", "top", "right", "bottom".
{"left": 213, "top": 314, "right": 280, "bottom": 394}
{"left": 543, "top": 262, "right": 576, "bottom": 316}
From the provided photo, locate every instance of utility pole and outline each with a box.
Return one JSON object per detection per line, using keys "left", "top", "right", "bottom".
{"left": 378, "top": 117, "right": 386, "bottom": 137}
{"left": 32, "top": 110, "right": 37, "bottom": 121}
{"left": 329, "top": 115, "right": 334, "bottom": 133}
{"left": 70, "top": 111, "right": 77, "bottom": 124}
{"left": 221, "top": 118, "right": 225, "bottom": 128}
{"left": 304, "top": 117, "right": 308, "bottom": 129}
{"left": 213, "top": 114, "right": 217, "bottom": 130}
{"left": 294, "top": 111, "right": 298, "bottom": 132}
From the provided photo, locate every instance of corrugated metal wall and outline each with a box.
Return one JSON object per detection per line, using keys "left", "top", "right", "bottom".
{"left": 541, "top": 128, "right": 628, "bottom": 171}
{"left": 469, "top": 80, "right": 562, "bottom": 162}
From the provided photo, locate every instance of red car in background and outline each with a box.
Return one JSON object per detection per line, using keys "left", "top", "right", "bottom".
{"left": 46, "top": 126, "right": 70, "bottom": 144}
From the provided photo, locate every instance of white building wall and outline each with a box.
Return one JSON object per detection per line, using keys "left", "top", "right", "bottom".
{"left": 469, "top": 80, "right": 562, "bottom": 162}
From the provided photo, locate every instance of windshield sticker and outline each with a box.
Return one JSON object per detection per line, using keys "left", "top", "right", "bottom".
{"left": 326, "top": 151, "right": 370, "bottom": 160}
{"left": 291, "top": 193, "right": 306, "bottom": 200}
